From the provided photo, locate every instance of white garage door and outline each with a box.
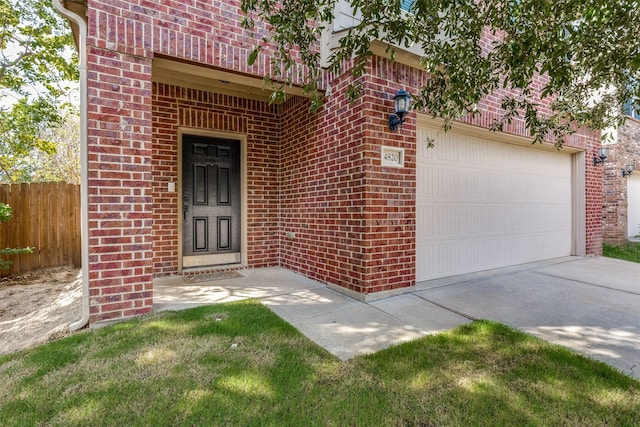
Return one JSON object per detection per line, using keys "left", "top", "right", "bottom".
{"left": 416, "top": 126, "right": 573, "bottom": 282}
{"left": 628, "top": 175, "right": 640, "bottom": 238}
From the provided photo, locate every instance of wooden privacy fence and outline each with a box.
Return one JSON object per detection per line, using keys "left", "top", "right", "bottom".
{"left": 0, "top": 182, "right": 81, "bottom": 276}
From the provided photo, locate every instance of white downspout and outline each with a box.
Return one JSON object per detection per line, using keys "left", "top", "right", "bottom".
{"left": 52, "top": 0, "right": 90, "bottom": 330}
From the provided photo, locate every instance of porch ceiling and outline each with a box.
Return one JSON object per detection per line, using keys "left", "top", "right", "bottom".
{"left": 152, "top": 57, "right": 309, "bottom": 102}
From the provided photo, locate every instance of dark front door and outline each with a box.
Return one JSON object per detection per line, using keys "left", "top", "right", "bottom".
{"left": 182, "top": 135, "right": 241, "bottom": 267}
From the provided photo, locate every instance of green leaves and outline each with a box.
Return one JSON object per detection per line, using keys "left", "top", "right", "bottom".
{"left": 247, "top": 48, "right": 260, "bottom": 66}
{"left": 0, "top": 0, "right": 78, "bottom": 95}
{"left": 240, "top": 0, "right": 336, "bottom": 110}
{"left": 0, "top": 0, "right": 77, "bottom": 183}
{"left": 0, "top": 202, "right": 12, "bottom": 223}
{"left": 241, "top": 0, "right": 640, "bottom": 143}
{"left": 0, "top": 96, "right": 68, "bottom": 182}
{"left": 0, "top": 202, "right": 33, "bottom": 270}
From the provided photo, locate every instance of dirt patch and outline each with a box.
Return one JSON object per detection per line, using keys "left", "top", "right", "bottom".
{"left": 0, "top": 266, "right": 82, "bottom": 356}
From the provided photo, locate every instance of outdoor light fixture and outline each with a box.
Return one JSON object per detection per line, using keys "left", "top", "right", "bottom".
{"left": 388, "top": 89, "right": 412, "bottom": 131}
{"left": 593, "top": 147, "right": 609, "bottom": 165}
{"left": 622, "top": 164, "right": 634, "bottom": 177}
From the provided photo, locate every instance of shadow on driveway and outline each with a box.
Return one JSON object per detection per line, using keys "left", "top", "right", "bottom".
{"left": 414, "top": 257, "right": 640, "bottom": 379}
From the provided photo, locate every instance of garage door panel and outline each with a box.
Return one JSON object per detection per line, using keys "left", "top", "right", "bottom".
{"left": 416, "top": 127, "right": 573, "bottom": 282}
{"left": 421, "top": 167, "right": 570, "bottom": 204}
{"left": 417, "top": 232, "right": 571, "bottom": 279}
{"left": 418, "top": 203, "right": 571, "bottom": 241}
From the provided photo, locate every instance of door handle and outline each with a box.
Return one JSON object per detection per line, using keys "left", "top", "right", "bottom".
{"left": 183, "top": 205, "right": 188, "bottom": 220}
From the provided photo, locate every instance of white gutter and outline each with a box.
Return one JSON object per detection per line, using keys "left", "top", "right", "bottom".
{"left": 52, "top": 0, "right": 90, "bottom": 330}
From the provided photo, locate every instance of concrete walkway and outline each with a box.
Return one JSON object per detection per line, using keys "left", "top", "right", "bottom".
{"left": 154, "top": 256, "right": 640, "bottom": 379}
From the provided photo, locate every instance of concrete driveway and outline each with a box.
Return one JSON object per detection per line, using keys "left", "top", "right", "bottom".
{"left": 411, "top": 256, "right": 640, "bottom": 379}
{"left": 155, "top": 256, "right": 640, "bottom": 379}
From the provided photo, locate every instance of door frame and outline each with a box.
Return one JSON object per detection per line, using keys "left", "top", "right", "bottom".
{"left": 177, "top": 127, "right": 248, "bottom": 272}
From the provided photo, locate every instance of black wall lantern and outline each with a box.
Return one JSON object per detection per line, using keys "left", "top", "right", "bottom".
{"left": 622, "top": 164, "right": 634, "bottom": 177}
{"left": 389, "top": 89, "right": 412, "bottom": 131}
{"left": 593, "top": 147, "right": 609, "bottom": 165}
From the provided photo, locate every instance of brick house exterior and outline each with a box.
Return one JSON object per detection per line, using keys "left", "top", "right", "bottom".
{"left": 603, "top": 118, "right": 640, "bottom": 244}
{"left": 60, "top": 0, "right": 604, "bottom": 325}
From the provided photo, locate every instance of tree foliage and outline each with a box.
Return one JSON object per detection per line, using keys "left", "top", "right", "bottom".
{"left": 242, "top": 0, "right": 640, "bottom": 145}
{"left": 0, "top": 0, "right": 77, "bottom": 96}
{"left": 0, "top": 0, "right": 78, "bottom": 182}
{"left": 0, "top": 202, "right": 33, "bottom": 270}
{"left": 0, "top": 97, "right": 61, "bottom": 182}
{"left": 24, "top": 107, "right": 81, "bottom": 184}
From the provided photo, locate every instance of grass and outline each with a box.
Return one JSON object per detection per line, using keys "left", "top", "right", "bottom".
{"left": 1, "top": 300, "right": 639, "bottom": 426}
{"left": 603, "top": 241, "right": 640, "bottom": 263}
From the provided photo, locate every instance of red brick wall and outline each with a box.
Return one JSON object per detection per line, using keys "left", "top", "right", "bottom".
{"left": 603, "top": 119, "right": 640, "bottom": 244}
{"left": 151, "top": 83, "right": 282, "bottom": 275}
{"left": 279, "top": 60, "right": 410, "bottom": 296}
{"left": 585, "top": 143, "right": 605, "bottom": 256}
{"left": 279, "top": 74, "right": 372, "bottom": 293}
{"left": 360, "top": 61, "right": 420, "bottom": 293}
{"left": 86, "top": 46, "right": 154, "bottom": 323}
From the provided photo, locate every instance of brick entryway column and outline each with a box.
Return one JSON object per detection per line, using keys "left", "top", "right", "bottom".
{"left": 86, "top": 45, "right": 154, "bottom": 324}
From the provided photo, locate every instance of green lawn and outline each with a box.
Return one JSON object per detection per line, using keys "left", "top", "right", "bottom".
{"left": 603, "top": 241, "right": 640, "bottom": 263}
{"left": 1, "top": 300, "right": 638, "bottom": 426}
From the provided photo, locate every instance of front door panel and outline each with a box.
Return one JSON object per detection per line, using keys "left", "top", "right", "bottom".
{"left": 182, "top": 135, "right": 241, "bottom": 267}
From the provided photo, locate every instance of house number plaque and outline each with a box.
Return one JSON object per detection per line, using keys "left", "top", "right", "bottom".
{"left": 381, "top": 146, "right": 404, "bottom": 168}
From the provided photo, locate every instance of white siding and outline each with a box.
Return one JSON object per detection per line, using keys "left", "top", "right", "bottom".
{"left": 627, "top": 174, "right": 640, "bottom": 238}
{"left": 320, "top": 0, "right": 426, "bottom": 67}
{"left": 333, "top": 0, "right": 361, "bottom": 31}
{"left": 416, "top": 127, "right": 573, "bottom": 282}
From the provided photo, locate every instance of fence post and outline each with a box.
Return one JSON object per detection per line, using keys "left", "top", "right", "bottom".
{"left": 0, "top": 185, "right": 9, "bottom": 277}
{"left": 29, "top": 182, "right": 41, "bottom": 270}
{"left": 8, "top": 184, "right": 22, "bottom": 274}
{"left": 18, "top": 182, "right": 32, "bottom": 273}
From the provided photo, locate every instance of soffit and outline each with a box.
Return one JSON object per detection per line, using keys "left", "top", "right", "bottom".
{"left": 152, "top": 57, "right": 310, "bottom": 103}
{"left": 62, "top": 0, "right": 87, "bottom": 49}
